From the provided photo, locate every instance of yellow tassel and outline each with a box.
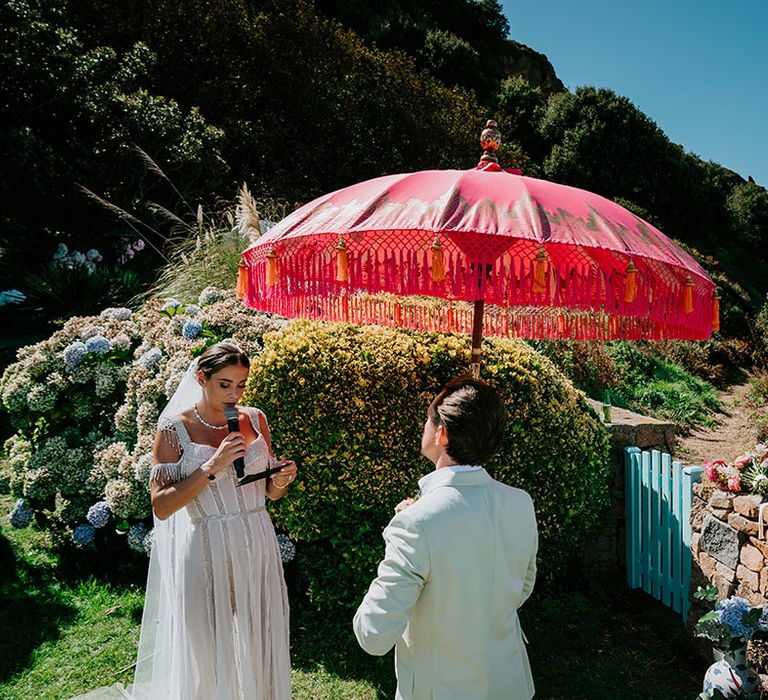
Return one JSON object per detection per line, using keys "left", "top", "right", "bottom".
{"left": 532, "top": 246, "right": 547, "bottom": 294}
{"left": 336, "top": 238, "right": 348, "bottom": 283}
{"left": 624, "top": 259, "right": 638, "bottom": 303}
{"left": 265, "top": 248, "right": 278, "bottom": 286}
{"left": 712, "top": 289, "right": 720, "bottom": 332}
{"left": 236, "top": 260, "right": 248, "bottom": 299}
{"left": 683, "top": 276, "right": 694, "bottom": 313}
{"left": 431, "top": 237, "right": 446, "bottom": 282}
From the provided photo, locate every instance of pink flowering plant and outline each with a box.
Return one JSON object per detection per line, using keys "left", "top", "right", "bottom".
{"left": 704, "top": 458, "right": 746, "bottom": 494}
{"left": 703, "top": 445, "right": 768, "bottom": 496}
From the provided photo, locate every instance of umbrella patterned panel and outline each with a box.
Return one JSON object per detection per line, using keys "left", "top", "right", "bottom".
{"left": 240, "top": 159, "right": 716, "bottom": 341}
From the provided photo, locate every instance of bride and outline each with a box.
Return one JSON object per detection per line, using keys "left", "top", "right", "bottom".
{"left": 76, "top": 342, "right": 296, "bottom": 699}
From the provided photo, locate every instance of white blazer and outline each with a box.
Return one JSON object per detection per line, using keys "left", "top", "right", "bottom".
{"left": 354, "top": 467, "right": 538, "bottom": 700}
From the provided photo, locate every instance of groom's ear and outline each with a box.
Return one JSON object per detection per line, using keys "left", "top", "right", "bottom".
{"left": 436, "top": 424, "right": 449, "bottom": 446}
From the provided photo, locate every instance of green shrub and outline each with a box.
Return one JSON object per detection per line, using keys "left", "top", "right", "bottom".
{"left": 244, "top": 321, "right": 610, "bottom": 614}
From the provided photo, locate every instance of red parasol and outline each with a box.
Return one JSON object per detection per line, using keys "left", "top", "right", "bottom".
{"left": 240, "top": 121, "right": 717, "bottom": 376}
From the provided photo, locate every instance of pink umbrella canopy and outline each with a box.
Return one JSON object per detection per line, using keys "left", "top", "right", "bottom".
{"left": 240, "top": 122, "right": 717, "bottom": 368}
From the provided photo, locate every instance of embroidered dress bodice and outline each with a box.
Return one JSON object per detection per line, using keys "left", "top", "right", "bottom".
{"left": 154, "top": 407, "right": 273, "bottom": 522}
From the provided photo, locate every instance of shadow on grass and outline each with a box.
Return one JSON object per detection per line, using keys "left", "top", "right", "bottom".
{"left": 522, "top": 570, "right": 703, "bottom": 700}
{"left": 287, "top": 564, "right": 703, "bottom": 700}
{"left": 0, "top": 533, "right": 78, "bottom": 682}
{"left": 286, "top": 560, "right": 395, "bottom": 700}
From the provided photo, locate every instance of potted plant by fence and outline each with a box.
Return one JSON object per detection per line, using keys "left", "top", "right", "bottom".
{"left": 694, "top": 585, "right": 765, "bottom": 699}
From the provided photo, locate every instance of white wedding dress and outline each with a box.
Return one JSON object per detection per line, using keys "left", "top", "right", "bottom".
{"left": 74, "top": 407, "right": 291, "bottom": 700}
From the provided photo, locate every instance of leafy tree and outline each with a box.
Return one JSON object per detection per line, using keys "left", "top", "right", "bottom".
{"left": 0, "top": 0, "right": 227, "bottom": 289}
{"left": 495, "top": 75, "right": 546, "bottom": 163}
{"left": 728, "top": 181, "right": 768, "bottom": 250}
{"left": 419, "top": 29, "right": 482, "bottom": 89}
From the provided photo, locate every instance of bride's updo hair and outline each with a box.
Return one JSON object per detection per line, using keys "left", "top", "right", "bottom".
{"left": 197, "top": 342, "right": 250, "bottom": 379}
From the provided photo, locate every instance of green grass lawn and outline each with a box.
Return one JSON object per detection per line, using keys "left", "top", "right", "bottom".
{"left": 0, "top": 493, "right": 705, "bottom": 699}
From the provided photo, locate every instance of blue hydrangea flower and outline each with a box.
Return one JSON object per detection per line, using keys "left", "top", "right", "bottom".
{"left": 127, "top": 522, "right": 149, "bottom": 553}
{"left": 8, "top": 498, "right": 33, "bottom": 529}
{"left": 52, "top": 243, "right": 68, "bottom": 260}
{"left": 198, "top": 288, "right": 222, "bottom": 306}
{"left": 183, "top": 304, "right": 200, "bottom": 316}
{"left": 182, "top": 320, "right": 203, "bottom": 339}
{"left": 137, "top": 348, "right": 162, "bottom": 369}
{"left": 85, "top": 335, "right": 112, "bottom": 354}
{"left": 86, "top": 501, "right": 110, "bottom": 529}
{"left": 63, "top": 341, "right": 87, "bottom": 371}
{"left": 73, "top": 523, "right": 96, "bottom": 545}
{"left": 716, "top": 596, "right": 754, "bottom": 640}
{"left": 161, "top": 298, "right": 181, "bottom": 310}
{"left": 276, "top": 533, "right": 297, "bottom": 564}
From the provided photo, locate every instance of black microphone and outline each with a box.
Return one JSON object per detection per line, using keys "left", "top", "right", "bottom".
{"left": 224, "top": 407, "right": 245, "bottom": 478}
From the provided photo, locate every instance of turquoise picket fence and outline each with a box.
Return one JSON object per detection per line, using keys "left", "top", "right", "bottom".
{"left": 624, "top": 447, "right": 704, "bottom": 623}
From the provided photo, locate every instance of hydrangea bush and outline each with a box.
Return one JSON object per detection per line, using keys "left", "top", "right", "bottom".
{"left": 0, "top": 290, "right": 284, "bottom": 551}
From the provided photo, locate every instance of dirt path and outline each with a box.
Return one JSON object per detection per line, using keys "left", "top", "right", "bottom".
{"left": 676, "top": 380, "right": 758, "bottom": 465}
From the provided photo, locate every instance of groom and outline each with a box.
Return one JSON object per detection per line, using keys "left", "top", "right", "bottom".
{"left": 353, "top": 377, "right": 538, "bottom": 700}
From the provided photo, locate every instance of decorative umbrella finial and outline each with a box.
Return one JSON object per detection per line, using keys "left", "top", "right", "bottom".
{"left": 479, "top": 119, "right": 502, "bottom": 164}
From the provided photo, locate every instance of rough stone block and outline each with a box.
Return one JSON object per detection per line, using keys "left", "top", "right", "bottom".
{"left": 752, "top": 537, "right": 768, "bottom": 559}
{"left": 713, "top": 573, "right": 734, "bottom": 599}
{"left": 716, "top": 562, "right": 737, "bottom": 584}
{"left": 740, "top": 544, "right": 765, "bottom": 572}
{"left": 692, "top": 532, "right": 701, "bottom": 557}
{"left": 734, "top": 494, "right": 764, "bottom": 518}
{"left": 735, "top": 582, "right": 766, "bottom": 606}
{"left": 737, "top": 564, "right": 760, "bottom": 592}
{"left": 709, "top": 490, "right": 734, "bottom": 510}
{"left": 698, "top": 551, "right": 718, "bottom": 579}
{"left": 693, "top": 482, "right": 704, "bottom": 498}
{"left": 728, "top": 512, "right": 759, "bottom": 538}
{"left": 700, "top": 515, "right": 746, "bottom": 569}
{"left": 711, "top": 507, "right": 731, "bottom": 520}
{"left": 761, "top": 568, "right": 768, "bottom": 596}
{"left": 690, "top": 498, "right": 709, "bottom": 532}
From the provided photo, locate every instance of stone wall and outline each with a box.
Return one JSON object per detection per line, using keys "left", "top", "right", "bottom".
{"left": 580, "top": 399, "right": 676, "bottom": 569}
{"left": 690, "top": 483, "right": 768, "bottom": 606}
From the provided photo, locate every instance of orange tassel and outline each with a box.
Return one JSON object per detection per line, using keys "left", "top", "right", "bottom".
{"left": 683, "top": 276, "right": 694, "bottom": 313}
{"left": 712, "top": 289, "right": 720, "bottom": 332}
{"left": 532, "top": 246, "right": 547, "bottom": 294}
{"left": 624, "top": 259, "right": 638, "bottom": 303}
{"left": 336, "top": 238, "right": 348, "bottom": 283}
{"left": 431, "top": 236, "right": 446, "bottom": 282}
{"left": 265, "top": 248, "right": 278, "bottom": 286}
{"left": 394, "top": 304, "right": 402, "bottom": 327}
{"left": 236, "top": 260, "right": 248, "bottom": 299}
{"left": 446, "top": 306, "right": 454, "bottom": 332}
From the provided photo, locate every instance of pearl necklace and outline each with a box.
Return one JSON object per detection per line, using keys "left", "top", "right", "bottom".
{"left": 194, "top": 404, "right": 228, "bottom": 430}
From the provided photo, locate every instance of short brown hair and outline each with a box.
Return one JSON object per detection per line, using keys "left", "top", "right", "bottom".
{"left": 431, "top": 376, "right": 506, "bottom": 465}
{"left": 197, "top": 342, "right": 250, "bottom": 378}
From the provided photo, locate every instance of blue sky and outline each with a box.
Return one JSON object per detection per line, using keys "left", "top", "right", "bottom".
{"left": 500, "top": 1, "right": 768, "bottom": 187}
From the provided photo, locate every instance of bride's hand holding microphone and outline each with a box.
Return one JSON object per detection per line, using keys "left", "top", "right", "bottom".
{"left": 201, "top": 432, "right": 247, "bottom": 479}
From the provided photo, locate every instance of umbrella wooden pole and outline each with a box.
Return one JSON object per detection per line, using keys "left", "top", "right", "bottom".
{"left": 470, "top": 299, "right": 484, "bottom": 378}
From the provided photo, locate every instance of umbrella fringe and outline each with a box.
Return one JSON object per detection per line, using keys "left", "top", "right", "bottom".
{"left": 243, "top": 246, "right": 716, "bottom": 340}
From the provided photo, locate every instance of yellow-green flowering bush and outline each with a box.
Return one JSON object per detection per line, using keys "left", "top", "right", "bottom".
{"left": 245, "top": 321, "right": 610, "bottom": 614}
